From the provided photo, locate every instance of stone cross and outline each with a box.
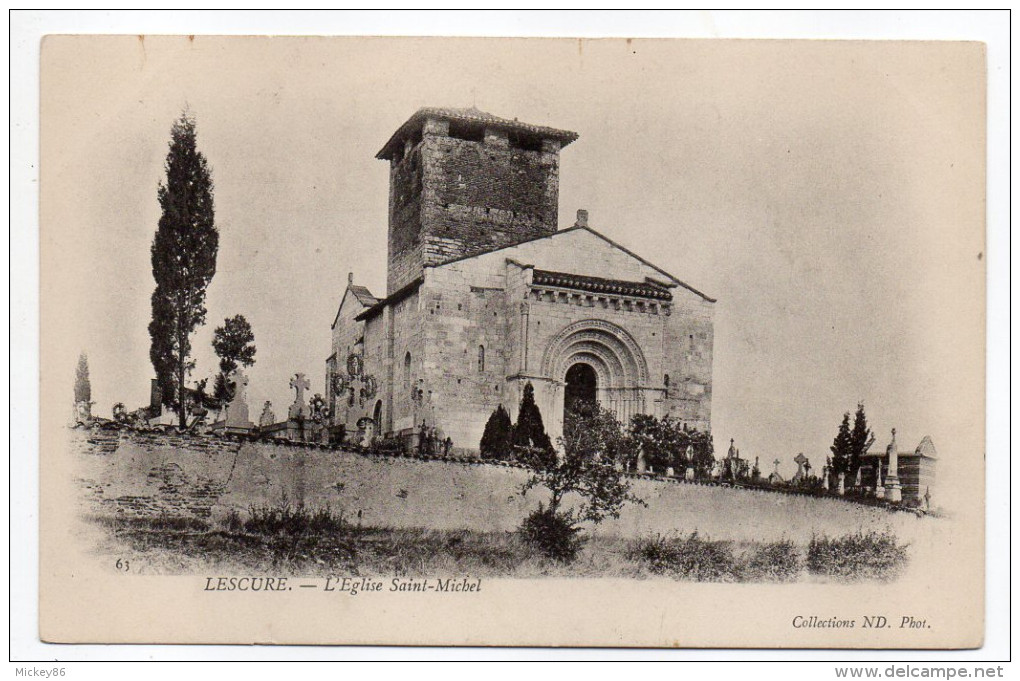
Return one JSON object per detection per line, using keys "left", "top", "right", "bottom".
{"left": 793, "top": 453, "right": 808, "bottom": 479}
{"left": 773, "top": 458, "right": 781, "bottom": 476}
{"left": 288, "top": 373, "right": 310, "bottom": 420}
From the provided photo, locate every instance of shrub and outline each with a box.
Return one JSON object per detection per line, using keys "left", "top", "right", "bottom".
{"left": 637, "top": 531, "right": 737, "bottom": 582}
{"left": 519, "top": 505, "right": 585, "bottom": 562}
{"left": 739, "top": 538, "right": 802, "bottom": 582}
{"left": 371, "top": 435, "right": 405, "bottom": 456}
{"left": 239, "top": 504, "right": 350, "bottom": 537}
{"left": 807, "top": 529, "right": 908, "bottom": 581}
{"left": 480, "top": 404, "right": 513, "bottom": 460}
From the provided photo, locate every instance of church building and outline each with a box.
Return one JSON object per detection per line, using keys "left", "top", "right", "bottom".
{"left": 327, "top": 107, "right": 715, "bottom": 453}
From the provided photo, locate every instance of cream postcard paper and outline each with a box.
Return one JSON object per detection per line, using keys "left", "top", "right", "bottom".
{"left": 40, "top": 36, "right": 985, "bottom": 647}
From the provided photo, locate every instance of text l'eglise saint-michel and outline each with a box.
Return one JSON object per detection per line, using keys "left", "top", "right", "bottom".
{"left": 203, "top": 576, "right": 482, "bottom": 595}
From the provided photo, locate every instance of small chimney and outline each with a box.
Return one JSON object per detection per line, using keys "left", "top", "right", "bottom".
{"left": 348, "top": 272, "right": 354, "bottom": 286}
{"left": 574, "top": 209, "right": 588, "bottom": 228}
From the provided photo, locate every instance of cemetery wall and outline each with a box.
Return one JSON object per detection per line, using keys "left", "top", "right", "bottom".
{"left": 71, "top": 428, "right": 930, "bottom": 542}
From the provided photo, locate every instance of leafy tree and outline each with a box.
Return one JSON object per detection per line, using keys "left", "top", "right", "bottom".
{"left": 511, "top": 382, "right": 554, "bottom": 465}
{"left": 479, "top": 404, "right": 513, "bottom": 460}
{"left": 830, "top": 411, "right": 853, "bottom": 477}
{"left": 148, "top": 112, "right": 218, "bottom": 428}
{"left": 213, "top": 372, "right": 233, "bottom": 405}
{"left": 849, "top": 402, "right": 875, "bottom": 479}
{"left": 213, "top": 314, "right": 256, "bottom": 374}
{"left": 630, "top": 414, "right": 689, "bottom": 474}
{"left": 74, "top": 352, "right": 91, "bottom": 404}
{"left": 211, "top": 314, "right": 256, "bottom": 404}
{"left": 521, "top": 402, "right": 644, "bottom": 560}
{"left": 687, "top": 428, "right": 715, "bottom": 480}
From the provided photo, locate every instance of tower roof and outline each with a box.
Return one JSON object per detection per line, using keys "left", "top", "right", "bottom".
{"left": 376, "top": 106, "right": 579, "bottom": 160}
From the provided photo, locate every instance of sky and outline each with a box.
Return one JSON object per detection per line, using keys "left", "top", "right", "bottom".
{"left": 40, "top": 36, "right": 985, "bottom": 483}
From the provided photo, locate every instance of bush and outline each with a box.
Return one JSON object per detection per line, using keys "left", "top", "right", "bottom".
{"left": 807, "top": 529, "right": 908, "bottom": 581}
{"left": 238, "top": 504, "right": 350, "bottom": 537}
{"left": 519, "top": 505, "right": 585, "bottom": 562}
{"left": 371, "top": 435, "right": 405, "bottom": 456}
{"left": 637, "top": 531, "right": 737, "bottom": 582}
{"left": 480, "top": 404, "right": 513, "bottom": 460}
{"left": 739, "top": 538, "right": 802, "bottom": 582}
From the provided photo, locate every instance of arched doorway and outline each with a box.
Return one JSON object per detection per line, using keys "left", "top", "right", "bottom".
{"left": 564, "top": 362, "right": 598, "bottom": 419}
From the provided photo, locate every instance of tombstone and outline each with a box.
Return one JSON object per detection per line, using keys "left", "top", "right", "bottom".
{"left": 666, "top": 466, "right": 675, "bottom": 477}
{"left": 258, "top": 401, "right": 275, "bottom": 428}
{"left": 727, "top": 438, "right": 737, "bottom": 459}
{"left": 821, "top": 465, "right": 830, "bottom": 490}
{"left": 854, "top": 466, "right": 863, "bottom": 488}
{"left": 636, "top": 448, "right": 647, "bottom": 473}
{"left": 884, "top": 428, "right": 902, "bottom": 503}
{"left": 793, "top": 453, "right": 809, "bottom": 481}
{"left": 224, "top": 369, "right": 253, "bottom": 432}
{"left": 685, "top": 466, "right": 695, "bottom": 481}
{"left": 357, "top": 417, "right": 375, "bottom": 448}
{"left": 874, "top": 463, "right": 885, "bottom": 499}
{"left": 837, "top": 472, "right": 846, "bottom": 496}
{"left": 923, "top": 486, "right": 931, "bottom": 511}
{"left": 288, "top": 373, "right": 310, "bottom": 421}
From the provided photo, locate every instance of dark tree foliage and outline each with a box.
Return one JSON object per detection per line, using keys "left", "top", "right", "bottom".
{"left": 688, "top": 429, "right": 715, "bottom": 479}
{"left": 479, "top": 404, "right": 513, "bottom": 460}
{"left": 849, "top": 402, "right": 875, "bottom": 478}
{"left": 511, "top": 382, "right": 554, "bottom": 458}
{"left": 213, "top": 372, "right": 234, "bottom": 405}
{"left": 148, "top": 112, "right": 218, "bottom": 427}
{"left": 830, "top": 411, "right": 853, "bottom": 477}
{"left": 628, "top": 414, "right": 714, "bottom": 479}
{"left": 74, "top": 352, "right": 91, "bottom": 404}
{"left": 523, "top": 402, "right": 642, "bottom": 524}
{"left": 211, "top": 314, "right": 255, "bottom": 405}
{"left": 212, "top": 314, "right": 256, "bottom": 375}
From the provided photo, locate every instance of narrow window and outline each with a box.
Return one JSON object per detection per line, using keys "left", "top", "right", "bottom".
{"left": 478, "top": 345, "right": 485, "bottom": 373}
{"left": 664, "top": 374, "right": 670, "bottom": 388}
{"left": 403, "top": 352, "right": 411, "bottom": 388}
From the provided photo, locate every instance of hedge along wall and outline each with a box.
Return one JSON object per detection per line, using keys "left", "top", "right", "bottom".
{"left": 71, "top": 429, "right": 931, "bottom": 543}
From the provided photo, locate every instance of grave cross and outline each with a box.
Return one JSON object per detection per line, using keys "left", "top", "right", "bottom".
{"left": 773, "top": 458, "right": 781, "bottom": 475}
{"left": 288, "top": 373, "right": 311, "bottom": 421}
{"left": 793, "top": 452, "right": 809, "bottom": 479}
{"left": 290, "top": 373, "right": 310, "bottom": 403}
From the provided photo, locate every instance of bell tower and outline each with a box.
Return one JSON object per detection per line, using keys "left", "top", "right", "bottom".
{"left": 376, "top": 107, "right": 578, "bottom": 294}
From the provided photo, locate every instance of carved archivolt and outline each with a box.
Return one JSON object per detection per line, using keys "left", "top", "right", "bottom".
{"left": 540, "top": 319, "right": 649, "bottom": 387}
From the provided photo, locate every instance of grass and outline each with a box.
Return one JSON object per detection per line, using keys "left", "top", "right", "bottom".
{"left": 807, "top": 529, "right": 909, "bottom": 582}
{"left": 85, "top": 508, "right": 909, "bottom": 582}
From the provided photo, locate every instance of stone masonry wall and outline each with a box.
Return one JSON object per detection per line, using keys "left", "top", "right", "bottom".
{"left": 386, "top": 121, "right": 561, "bottom": 294}
{"left": 71, "top": 428, "right": 930, "bottom": 544}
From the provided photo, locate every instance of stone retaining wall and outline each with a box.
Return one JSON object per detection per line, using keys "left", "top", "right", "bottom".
{"left": 71, "top": 427, "right": 932, "bottom": 542}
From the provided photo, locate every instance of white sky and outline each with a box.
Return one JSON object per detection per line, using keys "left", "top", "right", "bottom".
{"left": 40, "top": 35, "right": 985, "bottom": 483}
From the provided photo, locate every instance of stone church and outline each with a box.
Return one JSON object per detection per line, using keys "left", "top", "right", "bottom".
{"left": 327, "top": 107, "right": 715, "bottom": 454}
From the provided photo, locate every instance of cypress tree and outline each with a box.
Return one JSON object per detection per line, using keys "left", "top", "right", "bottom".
{"left": 148, "top": 112, "right": 218, "bottom": 428}
{"left": 830, "top": 412, "right": 853, "bottom": 477}
{"left": 849, "top": 402, "right": 875, "bottom": 478}
{"left": 512, "top": 382, "right": 553, "bottom": 459}
{"left": 479, "top": 404, "right": 512, "bottom": 460}
{"left": 73, "top": 352, "right": 91, "bottom": 404}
